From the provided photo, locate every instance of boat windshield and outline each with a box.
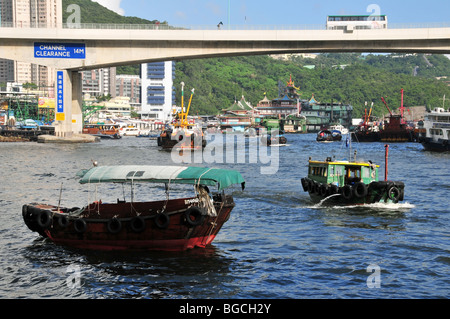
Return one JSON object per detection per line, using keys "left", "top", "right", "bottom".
{"left": 309, "top": 166, "right": 327, "bottom": 177}
{"left": 345, "top": 166, "right": 361, "bottom": 184}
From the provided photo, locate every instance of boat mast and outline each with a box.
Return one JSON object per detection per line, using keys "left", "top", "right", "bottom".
{"left": 400, "top": 88, "right": 406, "bottom": 124}
{"left": 384, "top": 144, "right": 389, "bottom": 181}
{"left": 175, "top": 81, "right": 185, "bottom": 129}
{"left": 400, "top": 88, "right": 404, "bottom": 118}
{"left": 363, "top": 101, "right": 368, "bottom": 128}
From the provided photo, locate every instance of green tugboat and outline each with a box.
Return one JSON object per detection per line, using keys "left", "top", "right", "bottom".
{"left": 301, "top": 145, "right": 405, "bottom": 205}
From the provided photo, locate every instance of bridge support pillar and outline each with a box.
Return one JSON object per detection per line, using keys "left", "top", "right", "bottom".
{"left": 54, "top": 69, "right": 83, "bottom": 137}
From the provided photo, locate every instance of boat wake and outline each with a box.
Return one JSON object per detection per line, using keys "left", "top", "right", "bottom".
{"left": 349, "top": 201, "right": 415, "bottom": 210}
{"left": 270, "top": 144, "right": 290, "bottom": 147}
{"left": 307, "top": 197, "right": 415, "bottom": 211}
{"left": 313, "top": 194, "right": 341, "bottom": 207}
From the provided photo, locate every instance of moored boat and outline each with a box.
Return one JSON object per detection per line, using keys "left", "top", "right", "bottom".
{"left": 353, "top": 122, "right": 380, "bottom": 142}
{"left": 82, "top": 123, "right": 121, "bottom": 139}
{"left": 418, "top": 107, "right": 450, "bottom": 152}
{"left": 260, "top": 130, "right": 287, "bottom": 146}
{"left": 329, "top": 124, "right": 349, "bottom": 135}
{"left": 22, "top": 165, "right": 245, "bottom": 251}
{"left": 316, "top": 129, "right": 342, "bottom": 142}
{"left": 378, "top": 90, "right": 414, "bottom": 142}
{"left": 301, "top": 145, "right": 405, "bottom": 205}
{"left": 158, "top": 83, "right": 206, "bottom": 151}
{"left": 158, "top": 126, "right": 206, "bottom": 151}
{"left": 353, "top": 90, "right": 414, "bottom": 143}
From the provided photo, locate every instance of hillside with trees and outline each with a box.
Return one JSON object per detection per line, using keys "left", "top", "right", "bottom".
{"left": 175, "top": 55, "right": 450, "bottom": 117}
{"left": 61, "top": 0, "right": 450, "bottom": 118}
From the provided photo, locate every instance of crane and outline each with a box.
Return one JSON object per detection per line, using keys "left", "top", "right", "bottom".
{"left": 381, "top": 96, "right": 392, "bottom": 116}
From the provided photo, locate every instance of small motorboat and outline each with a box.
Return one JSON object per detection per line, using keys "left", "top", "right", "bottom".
{"left": 260, "top": 130, "right": 287, "bottom": 146}
{"left": 82, "top": 123, "right": 121, "bottom": 139}
{"left": 301, "top": 144, "right": 405, "bottom": 205}
{"left": 316, "top": 129, "right": 342, "bottom": 142}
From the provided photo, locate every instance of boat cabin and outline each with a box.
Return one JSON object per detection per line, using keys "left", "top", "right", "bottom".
{"left": 308, "top": 157, "right": 379, "bottom": 187}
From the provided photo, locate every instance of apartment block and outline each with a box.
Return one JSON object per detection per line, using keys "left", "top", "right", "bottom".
{"left": 0, "top": 0, "right": 62, "bottom": 87}
{"left": 140, "top": 61, "right": 176, "bottom": 121}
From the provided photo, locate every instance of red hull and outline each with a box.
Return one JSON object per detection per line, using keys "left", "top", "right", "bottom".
{"left": 45, "top": 235, "right": 217, "bottom": 251}
{"left": 23, "top": 195, "right": 234, "bottom": 251}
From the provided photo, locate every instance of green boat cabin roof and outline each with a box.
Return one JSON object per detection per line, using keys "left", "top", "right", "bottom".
{"left": 77, "top": 165, "right": 245, "bottom": 191}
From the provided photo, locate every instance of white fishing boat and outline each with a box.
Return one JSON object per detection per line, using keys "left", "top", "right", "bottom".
{"left": 329, "top": 124, "right": 349, "bottom": 135}
{"left": 419, "top": 107, "right": 450, "bottom": 152}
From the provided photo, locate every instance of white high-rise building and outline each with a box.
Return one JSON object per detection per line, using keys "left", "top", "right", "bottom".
{"left": 140, "top": 61, "right": 176, "bottom": 121}
{"left": 0, "top": 0, "right": 62, "bottom": 87}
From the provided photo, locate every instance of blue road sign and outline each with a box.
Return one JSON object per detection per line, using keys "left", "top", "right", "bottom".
{"left": 57, "top": 71, "right": 64, "bottom": 113}
{"left": 34, "top": 42, "right": 86, "bottom": 59}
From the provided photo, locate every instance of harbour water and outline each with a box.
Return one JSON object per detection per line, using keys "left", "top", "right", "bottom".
{"left": 0, "top": 134, "right": 448, "bottom": 299}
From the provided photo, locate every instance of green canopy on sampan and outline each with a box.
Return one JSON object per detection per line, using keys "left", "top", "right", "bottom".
{"left": 77, "top": 165, "right": 245, "bottom": 191}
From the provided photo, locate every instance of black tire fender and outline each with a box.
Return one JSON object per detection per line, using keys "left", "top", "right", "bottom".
{"left": 301, "top": 178, "right": 309, "bottom": 192}
{"left": 36, "top": 210, "right": 52, "bottom": 229}
{"left": 353, "top": 182, "right": 368, "bottom": 198}
{"left": 307, "top": 180, "right": 314, "bottom": 193}
{"left": 319, "top": 184, "right": 329, "bottom": 197}
{"left": 107, "top": 217, "right": 122, "bottom": 234}
{"left": 329, "top": 184, "right": 339, "bottom": 195}
{"left": 130, "top": 216, "right": 146, "bottom": 233}
{"left": 154, "top": 213, "right": 170, "bottom": 229}
{"left": 387, "top": 186, "right": 401, "bottom": 202}
{"left": 342, "top": 185, "right": 353, "bottom": 200}
{"left": 312, "top": 182, "right": 320, "bottom": 194}
{"left": 184, "top": 207, "right": 205, "bottom": 227}
{"left": 58, "top": 215, "right": 69, "bottom": 228}
{"left": 74, "top": 219, "right": 87, "bottom": 233}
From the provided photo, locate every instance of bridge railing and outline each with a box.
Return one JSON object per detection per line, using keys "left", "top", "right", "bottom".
{"left": 0, "top": 22, "right": 449, "bottom": 30}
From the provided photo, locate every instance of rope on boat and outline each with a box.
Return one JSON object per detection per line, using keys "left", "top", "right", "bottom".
{"left": 160, "top": 168, "right": 180, "bottom": 214}
{"left": 203, "top": 200, "right": 225, "bottom": 247}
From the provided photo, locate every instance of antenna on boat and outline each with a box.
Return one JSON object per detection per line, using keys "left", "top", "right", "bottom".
{"left": 384, "top": 144, "right": 389, "bottom": 181}
{"left": 180, "top": 82, "right": 185, "bottom": 126}
{"left": 57, "top": 182, "right": 63, "bottom": 212}
{"left": 346, "top": 132, "right": 352, "bottom": 161}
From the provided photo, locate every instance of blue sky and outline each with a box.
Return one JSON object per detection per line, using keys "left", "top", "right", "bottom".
{"left": 94, "top": 0, "right": 449, "bottom": 26}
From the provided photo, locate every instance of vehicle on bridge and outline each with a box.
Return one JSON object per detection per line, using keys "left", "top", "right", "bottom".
{"left": 327, "top": 15, "right": 388, "bottom": 30}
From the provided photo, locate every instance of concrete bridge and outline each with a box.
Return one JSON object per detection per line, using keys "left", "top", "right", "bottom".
{"left": 1, "top": 24, "right": 449, "bottom": 137}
